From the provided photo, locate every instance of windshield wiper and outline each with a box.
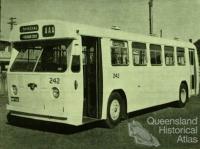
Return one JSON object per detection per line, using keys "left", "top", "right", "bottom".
{"left": 33, "top": 48, "right": 43, "bottom": 72}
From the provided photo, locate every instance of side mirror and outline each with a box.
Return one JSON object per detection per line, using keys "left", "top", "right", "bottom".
{"left": 71, "top": 55, "right": 80, "bottom": 73}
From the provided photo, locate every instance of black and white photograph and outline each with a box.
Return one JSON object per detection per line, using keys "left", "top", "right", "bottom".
{"left": 0, "top": 0, "right": 200, "bottom": 149}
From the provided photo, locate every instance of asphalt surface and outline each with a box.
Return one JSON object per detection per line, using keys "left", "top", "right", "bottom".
{"left": 0, "top": 95, "right": 200, "bottom": 149}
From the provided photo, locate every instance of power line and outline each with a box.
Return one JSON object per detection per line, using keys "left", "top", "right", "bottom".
{"left": 7, "top": 17, "right": 17, "bottom": 31}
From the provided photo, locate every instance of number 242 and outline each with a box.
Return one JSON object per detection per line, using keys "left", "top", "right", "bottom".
{"left": 49, "top": 78, "right": 60, "bottom": 84}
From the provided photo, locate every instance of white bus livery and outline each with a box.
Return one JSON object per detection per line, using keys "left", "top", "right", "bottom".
{"left": 7, "top": 20, "right": 199, "bottom": 128}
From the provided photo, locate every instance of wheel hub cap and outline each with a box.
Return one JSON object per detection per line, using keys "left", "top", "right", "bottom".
{"left": 180, "top": 89, "right": 187, "bottom": 103}
{"left": 110, "top": 99, "right": 120, "bottom": 121}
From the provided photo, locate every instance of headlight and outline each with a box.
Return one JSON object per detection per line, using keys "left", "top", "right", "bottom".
{"left": 12, "top": 85, "right": 18, "bottom": 95}
{"left": 52, "top": 87, "right": 59, "bottom": 99}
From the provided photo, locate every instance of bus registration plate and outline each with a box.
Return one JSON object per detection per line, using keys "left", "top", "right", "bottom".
{"left": 11, "top": 97, "right": 19, "bottom": 102}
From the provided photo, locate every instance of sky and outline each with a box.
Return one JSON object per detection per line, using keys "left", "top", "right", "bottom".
{"left": 1, "top": 0, "right": 200, "bottom": 42}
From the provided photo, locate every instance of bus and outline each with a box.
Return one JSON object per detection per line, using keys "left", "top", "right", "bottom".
{"left": 6, "top": 20, "right": 199, "bottom": 128}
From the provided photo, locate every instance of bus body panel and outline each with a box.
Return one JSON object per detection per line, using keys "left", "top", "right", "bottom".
{"left": 102, "top": 63, "right": 189, "bottom": 114}
{"left": 7, "top": 60, "right": 84, "bottom": 125}
{"left": 101, "top": 38, "right": 195, "bottom": 119}
{"left": 7, "top": 36, "right": 85, "bottom": 125}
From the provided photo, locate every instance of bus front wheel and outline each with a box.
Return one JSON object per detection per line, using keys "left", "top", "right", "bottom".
{"left": 105, "top": 92, "right": 123, "bottom": 128}
{"left": 177, "top": 83, "right": 188, "bottom": 108}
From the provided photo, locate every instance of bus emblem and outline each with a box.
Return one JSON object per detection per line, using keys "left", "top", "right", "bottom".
{"left": 28, "top": 83, "right": 37, "bottom": 91}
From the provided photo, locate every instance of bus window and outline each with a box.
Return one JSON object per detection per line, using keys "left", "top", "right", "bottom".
{"left": 111, "top": 40, "right": 129, "bottom": 66}
{"left": 189, "top": 49, "right": 194, "bottom": 65}
{"left": 82, "top": 46, "right": 87, "bottom": 65}
{"left": 132, "top": 42, "right": 147, "bottom": 66}
{"left": 164, "top": 46, "right": 174, "bottom": 66}
{"left": 10, "top": 47, "right": 42, "bottom": 72}
{"left": 177, "top": 47, "right": 185, "bottom": 65}
{"left": 10, "top": 39, "right": 72, "bottom": 72}
{"left": 88, "top": 46, "right": 95, "bottom": 64}
{"left": 71, "top": 55, "right": 80, "bottom": 73}
{"left": 150, "top": 44, "right": 162, "bottom": 65}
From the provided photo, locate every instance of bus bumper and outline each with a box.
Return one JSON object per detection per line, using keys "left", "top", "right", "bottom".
{"left": 6, "top": 104, "right": 82, "bottom": 126}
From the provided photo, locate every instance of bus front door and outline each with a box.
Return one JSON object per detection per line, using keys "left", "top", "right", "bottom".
{"left": 82, "top": 36, "right": 103, "bottom": 119}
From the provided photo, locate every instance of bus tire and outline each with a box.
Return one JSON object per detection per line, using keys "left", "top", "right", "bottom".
{"left": 177, "top": 83, "right": 188, "bottom": 108}
{"left": 105, "top": 92, "right": 122, "bottom": 128}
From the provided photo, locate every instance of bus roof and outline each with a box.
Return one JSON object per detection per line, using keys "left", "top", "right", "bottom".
{"left": 10, "top": 20, "right": 195, "bottom": 48}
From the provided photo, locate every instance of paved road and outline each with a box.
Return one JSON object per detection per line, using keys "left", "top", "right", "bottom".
{"left": 0, "top": 95, "right": 200, "bottom": 149}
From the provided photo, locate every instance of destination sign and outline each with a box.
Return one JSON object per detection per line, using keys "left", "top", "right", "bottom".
{"left": 20, "top": 33, "right": 39, "bottom": 40}
{"left": 20, "top": 25, "right": 39, "bottom": 33}
{"left": 42, "top": 25, "right": 55, "bottom": 37}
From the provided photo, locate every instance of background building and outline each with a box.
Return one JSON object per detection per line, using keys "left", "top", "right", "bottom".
{"left": 0, "top": 40, "right": 10, "bottom": 95}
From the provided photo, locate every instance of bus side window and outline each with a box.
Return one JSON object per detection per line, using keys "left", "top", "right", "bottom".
{"left": 89, "top": 46, "right": 95, "bottom": 64}
{"left": 150, "top": 44, "right": 162, "bottom": 65}
{"left": 189, "top": 49, "right": 194, "bottom": 65}
{"left": 71, "top": 55, "right": 80, "bottom": 73}
{"left": 177, "top": 47, "right": 185, "bottom": 65}
{"left": 164, "top": 46, "right": 174, "bottom": 66}
{"left": 111, "top": 40, "right": 129, "bottom": 66}
{"left": 82, "top": 46, "right": 87, "bottom": 65}
{"left": 132, "top": 42, "right": 147, "bottom": 66}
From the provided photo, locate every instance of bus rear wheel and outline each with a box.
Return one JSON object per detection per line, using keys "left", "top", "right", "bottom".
{"left": 105, "top": 92, "right": 123, "bottom": 128}
{"left": 177, "top": 83, "right": 188, "bottom": 108}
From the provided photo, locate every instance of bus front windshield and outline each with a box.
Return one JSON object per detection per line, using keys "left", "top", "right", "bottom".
{"left": 10, "top": 39, "right": 72, "bottom": 72}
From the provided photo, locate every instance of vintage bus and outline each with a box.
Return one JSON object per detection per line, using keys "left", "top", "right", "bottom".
{"left": 6, "top": 20, "right": 199, "bottom": 128}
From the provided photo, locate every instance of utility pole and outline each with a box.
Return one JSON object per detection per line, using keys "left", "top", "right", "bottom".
{"left": 7, "top": 17, "right": 17, "bottom": 31}
{"left": 160, "top": 29, "right": 162, "bottom": 37}
{"left": 148, "top": 0, "right": 153, "bottom": 35}
{"left": 0, "top": 0, "right": 1, "bottom": 34}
